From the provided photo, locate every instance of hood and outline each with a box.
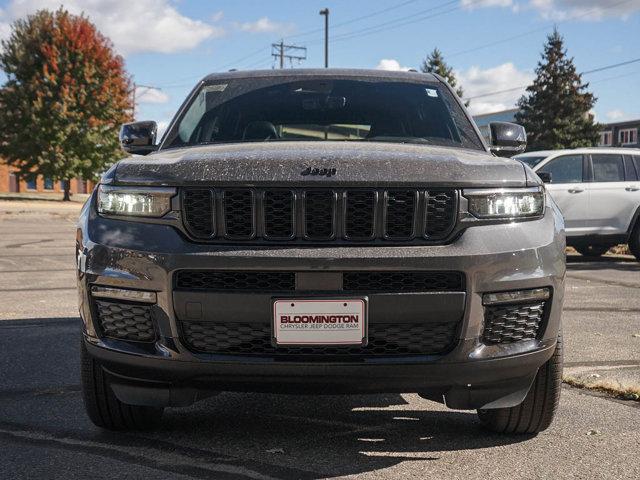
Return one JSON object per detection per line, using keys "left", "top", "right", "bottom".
{"left": 111, "top": 141, "right": 529, "bottom": 188}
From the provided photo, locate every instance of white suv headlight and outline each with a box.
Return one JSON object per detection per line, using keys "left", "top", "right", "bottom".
{"left": 97, "top": 185, "right": 176, "bottom": 217}
{"left": 464, "top": 187, "right": 544, "bottom": 219}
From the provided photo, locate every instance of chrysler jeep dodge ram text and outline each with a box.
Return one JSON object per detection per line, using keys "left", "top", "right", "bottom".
{"left": 77, "top": 69, "right": 566, "bottom": 434}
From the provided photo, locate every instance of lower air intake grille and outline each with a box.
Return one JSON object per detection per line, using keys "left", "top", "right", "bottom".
{"left": 174, "top": 270, "right": 463, "bottom": 293}
{"left": 483, "top": 302, "right": 546, "bottom": 344}
{"left": 180, "top": 322, "right": 457, "bottom": 356}
{"left": 343, "top": 271, "right": 463, "bottom": 292}
{"left": 175, "top": 271, "right": 296, "bottom": 291}
{"left": 94, "top": 300, "right": 155, "bottom": 342}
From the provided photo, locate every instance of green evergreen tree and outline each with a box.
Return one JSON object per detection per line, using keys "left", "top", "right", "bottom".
{"left": 515, "top": 28, "right": 599, "bottom": 150}
{"left": 421, "top": 48, "right": 467, "bottom": 106}
{"left": 0, "top": 9, "right": 132, "bottom": 200}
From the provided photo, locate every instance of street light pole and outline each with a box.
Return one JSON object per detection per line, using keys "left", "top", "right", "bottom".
{"left": 319, "top": 8, "right": 329, "bottom": 68}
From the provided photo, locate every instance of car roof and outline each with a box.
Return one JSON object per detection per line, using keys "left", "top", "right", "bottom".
{"left": 202, "top": 68, "right": 439, "bottom": 83}
{"left": 516, "top": 147, "right": 640, "bottom": 158}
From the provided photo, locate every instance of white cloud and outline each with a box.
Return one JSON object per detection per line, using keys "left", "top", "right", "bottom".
{"left": 211, "top": 11, "right": 224, "bottom": 22}
{"left": 606, "top": 109, "right": 626, "bottom": 121}
{"left": 236, "top": 17, "right": 294, "bottom": 34}
{"left": 0, "top": 1, "right": 224, "bottom": 55}
{"left": 376, "top": 59, "right": 412, "bottom": 71}
{"left": 465, "top": 0, "right": 640, "bottom": 19}
{"left": 0, "top": 8, "right": 10, "bottom": 41}
{"left": 530, "top": 0, "right": 640, "bottom": 20}
{"left": 136, "top": 88, "right": 169, "bottom": 104}
{"left": 461, "top": 0, "right": 514, "bottom": 9}
{"left": 457, "top": 62, "right": 534, "bottom": 115}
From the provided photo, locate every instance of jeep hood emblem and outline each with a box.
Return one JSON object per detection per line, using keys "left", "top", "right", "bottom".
{"left": 301, "top": 166, "right": 336, "bottom": 177}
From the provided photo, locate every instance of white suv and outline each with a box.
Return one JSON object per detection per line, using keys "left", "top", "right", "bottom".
{"left": 515, "top": 148, "right": 640, "bottom": 260}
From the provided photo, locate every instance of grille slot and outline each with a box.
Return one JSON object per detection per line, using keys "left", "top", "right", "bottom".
{"left": 425, "top": 190, "right": 457, "bottom": 239}
{"left": 384, "top": 190, "right": 417, "bottom": 239}
{"left": 94, "top": 300, "right": 155, "bottom": 342}
{"left": 483, "top": 301, "right": 546, "bottom": 344}
{"left": 344, "top": 190, "right": 376, "bottom": 239}
{"left": 343, "top": 271, "right": 463, "bottom": 292}
{"left": 223, "top": 189, "right": 255, "bottom": 239}
{"left": 183, "top": 189, "right": 214, "bottom": 238}
{"left": 180, "top": 321, "right": 457, "bottom": 356}
{"left": 175, "top": 270, "right": 463, "bottom": 293}
{"left": 264, "top": 190, "right": 294, "bottom": 239}
{"left": 304, "top": 190, "right": 335, "bottom": 239}
{"left": 182, "top": 187, "right": 457, "bottom": 244}
{"left": 175, "top": 271, "right": 296, "bottom": 291}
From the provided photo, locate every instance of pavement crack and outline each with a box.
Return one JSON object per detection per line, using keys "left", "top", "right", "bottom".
{"left": 566, "top": 274, "right": 640, "bottom": 290}
{"left": 0, "top": 384, "right": 81, "bottom": 400}
{"left": 0, "top": 286, "right": 76, "bottom": 292}
{"left": 0, "top": 421, "right": 319, "bottom": 480}
{"left": 5, "top": 239, "right": 54, "bottom": 249}
{"left": 563, "top": 307, "right": 640, "bottom": 313}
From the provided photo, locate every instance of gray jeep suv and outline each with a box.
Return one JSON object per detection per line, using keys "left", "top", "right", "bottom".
{"left": 77, "top": 69, "right": 565, "bottom": 434}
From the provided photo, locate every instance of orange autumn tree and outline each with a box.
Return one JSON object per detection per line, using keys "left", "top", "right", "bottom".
{"left": 0, "top": 9, "right": 132, "bottom": 200}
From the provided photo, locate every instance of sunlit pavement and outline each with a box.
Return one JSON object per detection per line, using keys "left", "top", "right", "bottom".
{"left": 1, "top": 203, "right": 639, "bottom": 479}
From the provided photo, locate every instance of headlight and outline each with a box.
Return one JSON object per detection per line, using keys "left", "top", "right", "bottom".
{"left": 97, "top": 185, "right": 176, "bottom": 217}
{"left": 464, "top": 187, "right": 544, "bottom": 219}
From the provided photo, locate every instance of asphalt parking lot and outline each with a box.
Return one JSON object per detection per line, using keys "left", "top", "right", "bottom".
{"left": 1, "top": 200, "right": 639, "bottom": 479}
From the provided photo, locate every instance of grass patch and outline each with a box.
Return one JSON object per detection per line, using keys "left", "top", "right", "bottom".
{"left": 563, "top": 374, "right": 640, "bottom": 401}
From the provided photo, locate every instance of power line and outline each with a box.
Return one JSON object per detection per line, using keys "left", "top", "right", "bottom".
{"left": 583, "top": 57, "right": 640, "bottom": 75}
{"left": 448, "top": 0, "right": 633, "bottom": 58}
{"left": 589, "top": 69, "right": 640, "bottom": 84}
{"left": 271, "top": 41, "right": 307, "bottom": 69}
{"left": 330, "top": 0, "right": 460, "bottom": 43}
{"left": 284, "top": 0, "right": 426, "bottom": 41}
{"left": 131, "top": 83, "right": 162, "bottom": 119}
{"left": 154, "top": 46, "right": 270, "bottom": 89}
{"left": 465, "top": 57, "right": 640, "bottom": 101}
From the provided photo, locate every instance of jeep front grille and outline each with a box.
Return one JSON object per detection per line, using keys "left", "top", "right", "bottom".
{"left": 174, "top": 270, "right": 464, "bottom": 293}
{"left": 179, "top": 321, "right": 458, "bottom": 356}
{"left": 181, "top": 188, "right": 457, "bottom": 244}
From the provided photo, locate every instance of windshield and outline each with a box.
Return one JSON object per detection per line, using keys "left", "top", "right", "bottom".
{"left": 162, "top": 76, "right": 484, "bottom": 151}
{"left": 515, "top": 155, "right": 547, "bottom": 168}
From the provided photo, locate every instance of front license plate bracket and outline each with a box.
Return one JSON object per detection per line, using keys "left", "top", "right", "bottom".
{"left": 272, "top": 298, "right": 368, "bottom": 347}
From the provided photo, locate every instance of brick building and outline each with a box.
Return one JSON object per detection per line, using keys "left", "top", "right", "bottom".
{"left": 0, "top": 161, "right": 95, "bottom": 194}
{"left": 598, "top": 119, "right": 640, "bottom": 148}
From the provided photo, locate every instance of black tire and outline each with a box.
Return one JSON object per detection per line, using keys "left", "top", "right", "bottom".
{"left": 575, "top": 245, "right": 609, "bottom": 257}
{"left": 629, "top": 223, "right": 640, "bottom": 261}
{"left": 81, "top": 340, "right": 163, "bottom": 431}
{"left": 477, "top": 332, "right": 563, "bottom": 435}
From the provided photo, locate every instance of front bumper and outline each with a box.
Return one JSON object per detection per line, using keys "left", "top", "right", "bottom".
{"left": 77, "top": 196, "right": 566, "bottom": 409}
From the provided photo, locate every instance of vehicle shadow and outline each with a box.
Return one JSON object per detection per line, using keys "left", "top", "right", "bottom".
{"left": 566, "top": 255, "right": 640, "bottom": 272}
{"left": 133, "top": 392, "right": 534, "bottom": 479}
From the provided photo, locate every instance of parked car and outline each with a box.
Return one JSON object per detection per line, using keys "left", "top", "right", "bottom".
{"left": 77, "top": 69, "right": 565, "bottom": 435}
{"left": 515, "top": 148, "right": 640, "bottom": 260}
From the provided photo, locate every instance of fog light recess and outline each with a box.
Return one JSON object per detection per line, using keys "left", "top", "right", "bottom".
{"left": 91, "top": 286, "right": 157, "bottom": 304}
{"left": 482, "top": 288, "right": 550, "bottom": 306}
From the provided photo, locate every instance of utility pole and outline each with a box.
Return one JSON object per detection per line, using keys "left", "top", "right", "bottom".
{"left": 271, "top": 41, "right": 307, "bottom": 69}
{"left": 319, "top": 8, "right": 329, "bottom": 68}
{"left": 132, "top": 83, "right": 162, "bottom": 120}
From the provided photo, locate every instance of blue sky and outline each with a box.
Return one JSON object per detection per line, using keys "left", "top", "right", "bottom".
{"left": 1, "top": 0, "right": 639, "bottom": 133}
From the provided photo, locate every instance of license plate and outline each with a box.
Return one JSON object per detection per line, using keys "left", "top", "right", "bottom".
{"left": 273, "top": 299, "right": 366, "bottom": 346}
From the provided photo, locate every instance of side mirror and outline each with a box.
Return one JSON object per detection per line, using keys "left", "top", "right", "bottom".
{"left": 537, "top": 172, "right": 552, "bottom": 183}
{"left": 488, "top": 121, "right": 527, "bottom": 158}
{"left": 119, "top": 121, "right": 158, "bottom": 155}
